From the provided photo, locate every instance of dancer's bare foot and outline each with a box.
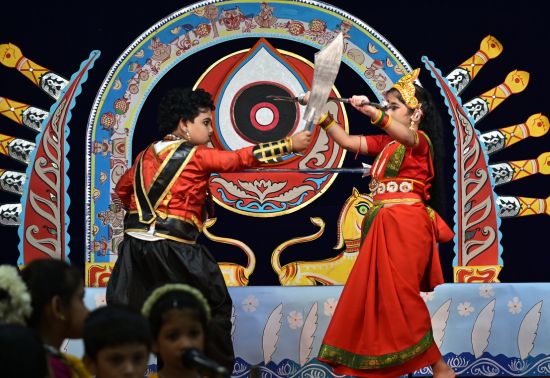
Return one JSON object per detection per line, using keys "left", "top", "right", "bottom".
{"left": 432, "top": 358, "right": 456, "bottom": 378}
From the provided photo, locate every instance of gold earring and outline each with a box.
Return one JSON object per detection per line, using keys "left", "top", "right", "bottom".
{"left": 409, "top": 109, "right": 421, "bottom": 129}
{"left": 184, "top": 129, "right": 191, "bottom": 141}
{"left": 58, "top": 314, "right": 65, "bottom": 321}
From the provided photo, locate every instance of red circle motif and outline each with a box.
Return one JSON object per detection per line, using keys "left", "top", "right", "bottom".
{"left": 249, "top": 102, "right": 279, "bottom": 131}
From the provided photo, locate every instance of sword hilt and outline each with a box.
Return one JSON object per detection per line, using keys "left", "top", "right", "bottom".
{"left": 327, "top": 97, "right": 385, "bottom": 109}
{"left": 266, "top": 94, "right": 385, "bottom": 109}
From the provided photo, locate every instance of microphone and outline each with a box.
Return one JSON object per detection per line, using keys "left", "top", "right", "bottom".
{"left": 181, "top": 348, "right": 230, "bottom": 378}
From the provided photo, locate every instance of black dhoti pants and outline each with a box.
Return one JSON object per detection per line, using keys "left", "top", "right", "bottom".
{"left": 106, "top": 235, "right": 235, "bottom": 371}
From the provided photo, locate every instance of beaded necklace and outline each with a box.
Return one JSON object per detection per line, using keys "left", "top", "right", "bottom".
{"left": 164, "top": 133, "right": 183, "bottom": 141}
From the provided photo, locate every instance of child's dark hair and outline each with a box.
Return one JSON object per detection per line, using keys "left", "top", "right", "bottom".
{"left": 83, "top": 305, "right": 152, "bottom": 360}
{"left": 386, "top": 84, "right": 446, "bottom": 216}
{"left": 142, "top": 284, "right": 211, "bottom": 339}
{"left": 20, "top": 259, "right": 82, "bottom": 328}
{"left": 157, "top": 87, "right": 215, "bottom": 136}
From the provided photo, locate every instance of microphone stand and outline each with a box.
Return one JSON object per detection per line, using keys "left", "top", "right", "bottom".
{"left": 181, "top": 349, "right": 230, "bottom": 378}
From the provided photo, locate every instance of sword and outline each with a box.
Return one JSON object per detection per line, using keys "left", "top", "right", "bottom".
{"left": 303, "top": 32, "right": 345, "bottom": 124}
{"left": 266, "top": 94, "right": 386, "bottom": 110}
{"left": 220, "top": 163, "right": 372, "bottom": 178}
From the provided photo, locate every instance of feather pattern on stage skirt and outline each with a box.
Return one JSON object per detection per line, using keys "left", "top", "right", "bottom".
{"left": 518, "top": 301, "right": 543, "bottom": 360}
{"left": 472, "top": 299, "right": 496, "bottom": 358}
{"left": 431, "top": 298, "right": 452, "bottom": 348}
{"left": 263, "top": 303, "right": 283, "bottom": 364}
{"left": 230, "top": 305, "right": 236, "bottom": 339}
{"left": 299, "top": 302, "right": 318, "bottom": 365}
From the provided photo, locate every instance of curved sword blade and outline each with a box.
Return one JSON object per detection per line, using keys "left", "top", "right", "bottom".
{"left": 304, "top": 33, "right": 344, "bottom": 124}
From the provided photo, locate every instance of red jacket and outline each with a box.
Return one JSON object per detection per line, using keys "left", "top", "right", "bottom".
{"left": 116, "top": 141, "right": 258, "bottom": 240}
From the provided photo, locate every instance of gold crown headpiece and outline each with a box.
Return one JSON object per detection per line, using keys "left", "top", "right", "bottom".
{"left": 391, "top": 68, "right": 420, "bottom": 109}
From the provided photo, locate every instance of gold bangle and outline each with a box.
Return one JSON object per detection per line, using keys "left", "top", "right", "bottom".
{"left": 324, "top": 120, "right": 335, "bottom": 131}
{"left": 380, "top": 114, "right": 392, "bottom": 129}
{"left": 317, "top": 112, "right": 330, "bottom": 124}
{"left": 318, "top": 112, "right": 335, "bottom": 130}
{"left": 371, "top": 110, "right": 384, "bottom": 125}
{"left": 286, "top": 136, "right": 293, "bottom": 152}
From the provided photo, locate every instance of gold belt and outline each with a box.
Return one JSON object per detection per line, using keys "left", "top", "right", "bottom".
{"left": 373, "top": 198, "right": 423, "bottom": 205}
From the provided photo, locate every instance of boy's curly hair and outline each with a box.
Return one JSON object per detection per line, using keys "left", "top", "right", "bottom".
{"left": 157, "top": 87, "right": 215, "bottom": 136}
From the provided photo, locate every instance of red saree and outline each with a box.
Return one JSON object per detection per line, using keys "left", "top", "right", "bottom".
{"left": 318, "top": 133, "right": 452, "bottom": 377}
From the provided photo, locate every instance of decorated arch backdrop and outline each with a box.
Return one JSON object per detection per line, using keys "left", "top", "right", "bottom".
{"left": 82, "top": 0, "right": 550, "bottom": 287}
{"left": 2, "top": 2, "right": 546, "bottom": 280}
{"left": 85, "top": 0, "right": 416, "bottom": 284}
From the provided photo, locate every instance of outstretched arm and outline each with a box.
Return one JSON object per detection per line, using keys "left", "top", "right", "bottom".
{"left": 350, "top": 95, "right": 419, "bottom": 147}
{"left": 300, "top": 91, "right": 368, "bottom": 154}
{"left": 196, "top": 130, "right": 312, "bottom": 172}
{"left": 320, "top": 115, "right": 368, "bottom": 154}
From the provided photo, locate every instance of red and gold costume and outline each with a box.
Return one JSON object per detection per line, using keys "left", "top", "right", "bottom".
{"left": 106, "top": 137, "right": 291, "bottom": 371}
{"left": 318, "top": 131, "right": 453, "bottom": 377}
{"left": 115, "top": 142, "right": 259, "bottom": 241}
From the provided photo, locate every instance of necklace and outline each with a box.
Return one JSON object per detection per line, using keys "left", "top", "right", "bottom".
{"left": 164, "top": 133, "right": 183, "bottom": 141}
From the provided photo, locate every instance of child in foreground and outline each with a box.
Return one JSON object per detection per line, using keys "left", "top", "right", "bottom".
{"left": 83, "top": 305, "right": 152, "bottom": 378}
{"left": 21, "top": 259, "right": 91, "bottom": 378}
{"left": 143, "top": 283, "right": 229, "bottom": 378}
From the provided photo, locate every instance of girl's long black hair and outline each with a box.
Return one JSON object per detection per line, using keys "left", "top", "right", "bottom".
{"left": 21, "top": 259, "right": 82, "bottom": 328}
{"left": 387, "top": 84, "right": 446, "bottom": 215}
